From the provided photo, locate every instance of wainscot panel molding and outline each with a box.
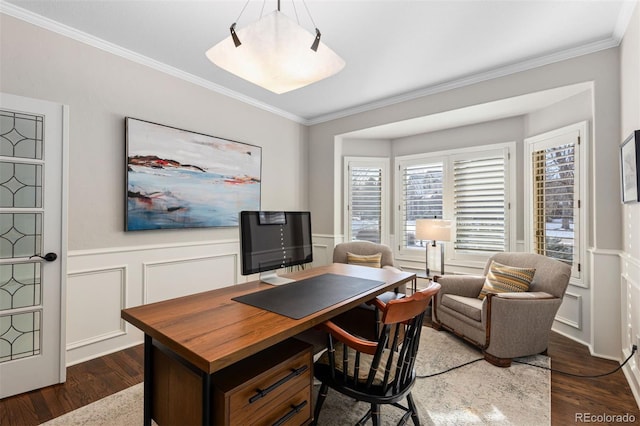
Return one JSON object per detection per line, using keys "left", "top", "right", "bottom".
{"left": 311, "top": 243, "right": 331, "bottom": 267}
{"left": 67, "top": 239, "right": 240, "bottom": 257}
{"left": 67, "top": 266, "right": 127, "bottom": 350}
{"left": 143, "top": 253, "right": 237, "bottom": 304}
{"left": 66, "top": 240, "right": 242, "bottom": 365}
{"left": 312, "top": 234, "right": 340, "bottom": 267}
{"left": 66, "top": 235, "right": 339, "bottom": 364}
{"left": 621, "top": 253, "right": 640, "bottom": 408}
{"left": 555, "top": 291, "right": 582, "bottom": 330}
{"left": 589, "top": 248, "right": 622, "bottom": 360}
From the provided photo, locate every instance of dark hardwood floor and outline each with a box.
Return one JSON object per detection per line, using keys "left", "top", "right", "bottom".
{"left": 1, "top": 332, "right": 638, "bottom": 425}
{"left": 547, "top": 332, "right": 639, "bottom": 425}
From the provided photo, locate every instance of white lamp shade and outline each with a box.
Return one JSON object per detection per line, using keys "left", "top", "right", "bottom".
{"left": 415, "top": 219, "right": 452, "bottom": 242}
{"left": 206, "top": 11, "right": 345, "bottom": 94}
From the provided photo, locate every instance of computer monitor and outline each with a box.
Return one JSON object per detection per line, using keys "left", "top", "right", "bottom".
{"left": 239, "top": 211, "right": 313, "bottom": 285}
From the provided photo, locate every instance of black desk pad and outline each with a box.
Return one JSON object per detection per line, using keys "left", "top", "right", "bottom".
{"left": 232, "top": 273, "right": 385, "bottom": 319}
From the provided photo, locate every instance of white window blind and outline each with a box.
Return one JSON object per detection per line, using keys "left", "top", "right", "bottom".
{"left": 400, "top": 162, "right": 443, "bottom": 249}
{"left": 344, "top": 158, "right": 388, "bottom": 244}
{"left": 532, "top": 142, "right": 576, "bottom": 267}
{"left": 453, "top": 155, "right": 506, "bottom": 252}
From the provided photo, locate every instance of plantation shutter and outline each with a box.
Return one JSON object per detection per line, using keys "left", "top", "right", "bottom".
{"left": 348, "top": 165, "right": 383, "bottom": 243}
{"left": 453, "top": 155, "right": 506, "bottom": 252}
{"left": 532, "top": 142, "right": 576, "bottom": 267}
{"left": 400, "top": 162, "right": 444, "bottom": 249}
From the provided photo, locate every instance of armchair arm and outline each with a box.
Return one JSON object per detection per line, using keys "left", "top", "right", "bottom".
{"left": 435, "top": 275, "right": 485, "bottom": 298}
{"left": 493, "top": 291, "right": 554, "bottom": 300}
{"left": 365, "top": 297, "right": 387, "bottom": 311}
{"left": 319, "top": 320, "right": 378, "bottom": 355}
{"left": 483, "top": 293, "right": 562, "bottom": 359}
{"left": 381, "top": 265, "right": 407, "bottom": 295}
{"left": 381, "top": 265, "right": 403, "bottom": 274}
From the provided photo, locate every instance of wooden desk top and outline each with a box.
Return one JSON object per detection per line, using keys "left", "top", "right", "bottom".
{"left": 121, "top": 263, "right": 414, "bottom": 374}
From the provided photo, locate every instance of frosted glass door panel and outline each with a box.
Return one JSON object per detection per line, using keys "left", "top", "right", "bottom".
{"left": 0, "top": 162, "right": 43, "bottom": 208}
{"left": 0, "top": 262, "right": 41, "bottom": 310}
{"left": 0, "top": 213, "right": 42, "bottom": 259}
{"left": 0, "top": 111, "right": 43, "bottom": 159}
{"left": 0, "top": 310, "right": 41, "bottom": 362}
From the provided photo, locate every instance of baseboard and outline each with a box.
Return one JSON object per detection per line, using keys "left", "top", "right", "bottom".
{"left": 622, "top": 361, "right": 640, "bottom": 410}
{"left": 66, "top": 340, "right": 143, "bottom": 367}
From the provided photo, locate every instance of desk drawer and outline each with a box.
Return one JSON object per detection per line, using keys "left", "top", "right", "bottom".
{"left": 256, "top": 385, "right": 311, "bottom": 426}
{"left": 213, "top": 339, "right": 313, "bottom": 425}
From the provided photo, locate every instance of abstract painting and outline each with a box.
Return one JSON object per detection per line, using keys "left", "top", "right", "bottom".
{"left": 125, "top": 118, "right": 261, "bottom": 230}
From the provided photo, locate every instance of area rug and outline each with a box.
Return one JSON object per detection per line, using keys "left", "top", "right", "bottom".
{"left": 42, "top": 328, "right": 550, "bottom": 425}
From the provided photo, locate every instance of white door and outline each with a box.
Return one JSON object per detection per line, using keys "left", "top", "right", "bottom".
{"left": 0, "top": 93, "right": 67, "bottom": 398}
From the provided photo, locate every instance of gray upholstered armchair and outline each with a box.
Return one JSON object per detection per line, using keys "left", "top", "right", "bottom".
{"left": 432, "top": 252, "right": 571, "bottom": 367}
{"left": 333, "top": 240, "right": 401, "bottom": 270}
{"left": 297, "top": 241, "right": 407, "bottom": 351}
{"left": 332, "top": 241, "right": 406, "bottom": 339}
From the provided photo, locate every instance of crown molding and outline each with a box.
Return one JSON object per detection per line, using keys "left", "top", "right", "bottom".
{"left": 0, "top": 1, "right": 307, "bottom": 124}
{"left": 306, "top": 36, "right": 620, "bottom": 125}
{"left": 1, "top": 0, "right": 632, "bottom": 128}
{"left": 613, "top": 0, "right": 638, "bottom": 42}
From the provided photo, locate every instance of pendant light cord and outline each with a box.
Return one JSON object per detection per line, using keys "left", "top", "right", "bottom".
{"left": 239, "top": 0, "right": 318, "bottom": 29}
{"left": 260, "top": 0, "right": 266, "bottom": 18}
{"left": 301, "top": 0, "right": 318, "bottom": 29}
{"left": 291, "top": 0, "right": 300, "bottom": 24}
{"left": 234, "top": 0, "right": 251, "bottom": 23}
{"left": 232, "top": 0, "right": 322, "bottom": 51}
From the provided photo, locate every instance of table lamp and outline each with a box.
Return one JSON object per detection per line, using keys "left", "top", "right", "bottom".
{"left": 415, "top": 218, "right": 452, "bottom": 276}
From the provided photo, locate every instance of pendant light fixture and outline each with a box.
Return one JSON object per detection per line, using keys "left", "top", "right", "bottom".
{"left": 206, "top": 0, "right": 345, "bottom": 94}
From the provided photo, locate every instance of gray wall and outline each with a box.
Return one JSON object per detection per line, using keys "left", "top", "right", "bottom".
{"left": 309, "top": 48, "right": 621, "bottom": 247}
{"left": 309, "top": 47, "right": 622, "bottom": 356}
{"left": 1, "top": 13, "right": 311, "bottom": 364}
{"left": 0, "top": 14, "right": 308, "bottom": 251}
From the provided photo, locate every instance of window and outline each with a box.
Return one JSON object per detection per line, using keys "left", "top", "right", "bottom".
{"left": 344, "top": 157, "right": 389, "bottom": 244}
{"left": 395, "top": 143, "right": 514, "bottom": 261}
{"left": 453, "top": 153, "right": 507, "bottom": 252}
{"left": 525, "top": 122, "right": 587, "bottom": 282}
{"left": 399, "top": 161, "right": 444, "bottom": 249}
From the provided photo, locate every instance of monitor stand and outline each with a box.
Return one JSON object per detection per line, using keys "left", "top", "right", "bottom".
{"left": 260, "top": 270, "right": 295, "bottom": 286}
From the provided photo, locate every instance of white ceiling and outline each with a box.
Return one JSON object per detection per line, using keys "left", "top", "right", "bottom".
{"left": 1, "top": 0, "right": 637, "bottom": 125}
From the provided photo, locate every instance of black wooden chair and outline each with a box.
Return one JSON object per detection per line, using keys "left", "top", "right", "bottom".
{"left": 312, "top": 281, "right": 440, "bottom": 426}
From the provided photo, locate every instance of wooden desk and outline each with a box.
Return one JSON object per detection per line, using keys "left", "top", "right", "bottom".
{"left": 121, "top": 263, "right": 415, "bottom": 426}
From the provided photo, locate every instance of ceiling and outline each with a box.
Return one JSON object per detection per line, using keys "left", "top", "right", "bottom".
{"left": 1, "top": 1, "right": 637, "bottom": 125}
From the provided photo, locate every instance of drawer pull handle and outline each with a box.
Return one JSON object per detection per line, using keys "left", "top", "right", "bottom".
{"left": 272, "top": 400, "right": 308, "bottom": 426}
{"left": 249, "top": 365, "right": 308, "bottom": 404}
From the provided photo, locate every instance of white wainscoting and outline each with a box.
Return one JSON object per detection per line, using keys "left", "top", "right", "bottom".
{"left": 312, "top": 234, "right": 339, "bottom": 267}
{"left": 65, "top": 235, "right": 334, "bottom": 365}
{"left": 621, "top": 253, "right": 640, "bottom": 408}
{"left": 67, "top": 266, "right": 127, "bottom": 350}
{"left": 589, "top": 248, "right": 622, "bottom": 359}
{"left": 66, "top": 239, "right": 241, "bottom": 365}
{"left": 143, "top": 253, "right": 237, "bottom": 304}
{"left": 555, "top": 291, "right": 582, "bottom": 329}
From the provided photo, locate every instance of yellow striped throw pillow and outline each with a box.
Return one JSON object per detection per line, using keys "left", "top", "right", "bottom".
{"left": 478, "top": 260, "right": 536, "bottom": 300}
{"left": 347, "top": 252, "right": 382, "bottom": 268}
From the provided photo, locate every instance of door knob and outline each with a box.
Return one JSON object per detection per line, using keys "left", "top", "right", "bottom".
{"left": 30, "top": 252, "right": 58, "bottom": 262}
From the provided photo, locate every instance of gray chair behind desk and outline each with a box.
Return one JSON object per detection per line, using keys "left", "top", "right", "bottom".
{"left": 332, "top": 241, "right": 406, "bottom": 341}
{"left": 297, "top": 241, "right": 406, "bottom": 354}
